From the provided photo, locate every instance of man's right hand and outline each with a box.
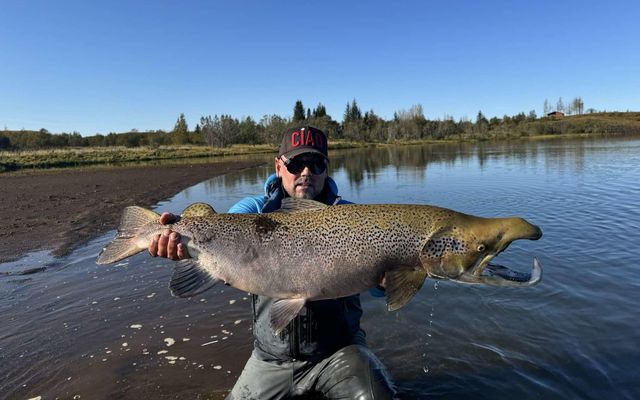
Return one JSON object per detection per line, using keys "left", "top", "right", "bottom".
{"left": 148, "top": 212, "right": 191, "bottom": 260}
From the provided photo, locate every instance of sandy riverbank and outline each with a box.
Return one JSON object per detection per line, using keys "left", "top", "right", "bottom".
{"left": 0, "top": 161, "right": 264, "bottom": 263}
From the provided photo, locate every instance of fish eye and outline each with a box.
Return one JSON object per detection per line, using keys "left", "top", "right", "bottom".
{"left": 477, "top": 244, "right": 486, "bottom": 252}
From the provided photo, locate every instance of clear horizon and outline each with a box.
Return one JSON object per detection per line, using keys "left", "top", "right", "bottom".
{"left": 1, "top": 0, "right": 639, "bottom": 135}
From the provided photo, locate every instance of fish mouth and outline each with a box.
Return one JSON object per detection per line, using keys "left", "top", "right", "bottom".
{"left": 453, "top": 257, "right": 542, "bottom": 287}
{"left": 452, "top": 221, "right": 543, "bottom": 287}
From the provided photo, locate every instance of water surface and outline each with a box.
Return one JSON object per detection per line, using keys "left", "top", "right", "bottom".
{"left": 2, "top": 137, "right": 639, "bottom": 399}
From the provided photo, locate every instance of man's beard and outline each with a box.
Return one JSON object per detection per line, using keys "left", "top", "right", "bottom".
{"left": 294, "top": 178, "right": 316, "bottom": 199}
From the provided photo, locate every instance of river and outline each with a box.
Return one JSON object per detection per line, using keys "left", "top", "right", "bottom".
{"left": 2, "top": 137, "right": 639, "bottom": 399}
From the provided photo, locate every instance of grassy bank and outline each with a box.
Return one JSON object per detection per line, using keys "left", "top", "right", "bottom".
{"left": 0, "top": 142, "right": 375, "bottom": 172}
{"left": 0, "top": 144, "right": 277, "bottom": 172}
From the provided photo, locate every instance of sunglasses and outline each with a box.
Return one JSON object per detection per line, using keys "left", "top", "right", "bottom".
{"left": 281, "top": 156, "right": 328, "bottom": 175}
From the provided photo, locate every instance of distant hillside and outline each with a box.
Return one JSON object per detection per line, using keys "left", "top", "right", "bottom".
{"left": 517, "top": 112, "right": 640, "bottom": 137}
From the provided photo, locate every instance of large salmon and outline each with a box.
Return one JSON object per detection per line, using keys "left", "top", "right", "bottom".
{"left": 97, "top": 199, "right": 543, "bottom": 334}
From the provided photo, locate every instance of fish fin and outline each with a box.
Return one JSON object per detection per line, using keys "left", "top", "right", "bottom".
{"left": 169, "top": 259, "right": 220, "bottom": 298}
{"left": 270, "top": 298, "right": 306, "bottom": 335}
{"left": 182, "top": 203, "right": 216, "bottom": 218}
{"left": 385, "top": 266, "right": 428, "bottom": 311}
{"left": 96, "top": 206, "right": 159, "bottom": 264}
{"left": 277, "top": 198, "right": 328, "bottom": 213}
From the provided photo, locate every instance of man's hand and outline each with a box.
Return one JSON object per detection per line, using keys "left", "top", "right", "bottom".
{"left": 148, "top": 212, "right": 191, "bottom": 260}
{"left": 379, "top": 274, "right": 387, "bottom": 289}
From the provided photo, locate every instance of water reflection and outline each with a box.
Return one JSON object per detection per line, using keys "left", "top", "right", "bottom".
{"left": 174, "top": 137, "right": 639, "bottom": 205}
{"left": 175, "top": 136, "right": 640, "bottom": 211}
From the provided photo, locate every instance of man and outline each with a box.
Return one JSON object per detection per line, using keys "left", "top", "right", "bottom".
{"left": 149, "top": 126, "right": 396, "bottom": 399}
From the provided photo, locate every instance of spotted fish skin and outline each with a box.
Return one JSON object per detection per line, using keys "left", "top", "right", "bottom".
{"left": 192, "top": 203, "right": 538, "bottom": 297}
{"left": 97, "top": 200, "right": 542, "bottom": 333}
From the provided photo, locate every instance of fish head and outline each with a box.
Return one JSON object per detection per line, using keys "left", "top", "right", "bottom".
{"left": 419, "top": 215, "right": 543, "bottom": 286}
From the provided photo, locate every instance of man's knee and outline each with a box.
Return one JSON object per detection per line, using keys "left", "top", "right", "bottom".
{"left": 228, "top": 353, "right": 293, "bottom": 400}
{"left": 318, "top": 345, "right": 396, "bottom": 400}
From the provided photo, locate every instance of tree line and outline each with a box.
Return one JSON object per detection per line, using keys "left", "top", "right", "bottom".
{"left": 543, "top": 97, "right": 587, "bottom": 115}
{"left": 2, "top": 96, "right": 634, "bottom": 151}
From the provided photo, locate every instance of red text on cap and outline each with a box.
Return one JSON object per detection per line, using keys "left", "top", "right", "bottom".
{"left": 290, "top": 129, "right": 326, "bottom": 149}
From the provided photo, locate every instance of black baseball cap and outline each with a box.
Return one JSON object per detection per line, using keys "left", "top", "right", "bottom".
{"left": 278, "top": 126, "right": 328, "bottom": 160}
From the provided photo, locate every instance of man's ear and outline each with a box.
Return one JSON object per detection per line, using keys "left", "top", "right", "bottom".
{"left": 274, "top": 157, "right": 281, "bottom": 177}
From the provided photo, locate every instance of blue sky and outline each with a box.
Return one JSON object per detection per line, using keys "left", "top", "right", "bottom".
{"left": 1, "top": 0, "right": 639, "bottom": 135}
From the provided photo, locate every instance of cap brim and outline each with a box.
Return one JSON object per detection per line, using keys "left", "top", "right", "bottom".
{"left": 281, "top": 148, "right": 328, "bottom": 160}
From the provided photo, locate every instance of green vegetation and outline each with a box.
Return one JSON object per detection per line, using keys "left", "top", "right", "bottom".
{"left": 0, "top": 145, "right": 275, "bottom": 172}
{"left": 1, "top": 99, "right": 639, "bottom": 172}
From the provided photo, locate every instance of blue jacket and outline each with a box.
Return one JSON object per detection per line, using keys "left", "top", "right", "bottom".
{"left": 228, "top": 173, "right": 348, "bottom": 213}
{"left": 228, "top": 174, "right": 367, "bottom": 361}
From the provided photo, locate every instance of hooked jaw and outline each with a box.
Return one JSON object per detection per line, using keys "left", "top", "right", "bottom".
{"left": 456, "top": 257, "right": 543, "bottom": 286}
{"left": 457, "top": 220, "right": 543, "bottom": 287}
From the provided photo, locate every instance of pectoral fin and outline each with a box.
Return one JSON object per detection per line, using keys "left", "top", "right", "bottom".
{"left": 270, "top": 298, "right": 306, "bottom": 335}
{"left": 169, "top": 259, "right": 220, "bottom": 298}
{"left": 385, "top": 266, "right": 428, "bottom": 311}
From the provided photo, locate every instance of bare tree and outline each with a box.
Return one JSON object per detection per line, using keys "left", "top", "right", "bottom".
{"left": 572, "top": 97, "right": 584, "bottom": 115}
{"left": 556, "top": 97, "right": 565, "bottom": 113}
{"left": 200, "top": 115, "right": 239, "bottom": 147}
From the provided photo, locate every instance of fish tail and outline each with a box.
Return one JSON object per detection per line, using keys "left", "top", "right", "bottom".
{"left": 96, "top": 206, "right": 160, "bottom": 264}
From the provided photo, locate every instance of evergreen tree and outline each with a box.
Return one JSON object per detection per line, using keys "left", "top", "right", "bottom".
{"left": 476, "top": 111, "right": 487, "bottom": 124}
{"left": 313, "top": 103, "right": 327, "bottom": 118}
{"left": 344, "top": 98, "right": 362, "bottom": 124}
{"left": 349, "top": 99, "right": 362, "bottom": 121}
{"left": 238, "top": 116, "right": 258, "bottom": 144}
{"left": 172, "top": 113, "right": 189, "bottom": 144}
{"left": 475, "top": 111, "right": 489, "bottom": 134}
{"left": 343, "top": 102, "right": 352, "bottom": 124}
{"left": 192, "top": 123, "right": 202, "bottom": 144}
{"left": 293, "top": 100, "right": 306, "bottom": 122}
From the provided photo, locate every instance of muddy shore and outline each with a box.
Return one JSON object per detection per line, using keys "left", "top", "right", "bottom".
{"left": 0, "top": 161, "right": 264, "bottom": 263}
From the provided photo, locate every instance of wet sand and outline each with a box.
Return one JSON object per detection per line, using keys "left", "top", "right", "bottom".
{"left": 0, "top": 161, "right": 264, "bottom": 263}
{"left": 0, "top": 160, "right": 266, "bottom": 399}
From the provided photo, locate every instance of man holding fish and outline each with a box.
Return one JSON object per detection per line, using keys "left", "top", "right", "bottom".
{"left": 101, "top": 126, "right": 542, "bottom": 398}
{"left": 149, "top": 126, "right": 397, "bottom": 399}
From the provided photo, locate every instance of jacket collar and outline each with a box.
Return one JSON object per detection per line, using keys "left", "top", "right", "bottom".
{"left": 261, "top": 174, "right": 341, "bottom": 213}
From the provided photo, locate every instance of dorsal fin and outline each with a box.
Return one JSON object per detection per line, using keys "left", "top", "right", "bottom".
{"left": 182, "top": 203, "right": 216, "bottom": 218}
{"left": 277, "top": 198, "right": 328, "bottom": 213}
